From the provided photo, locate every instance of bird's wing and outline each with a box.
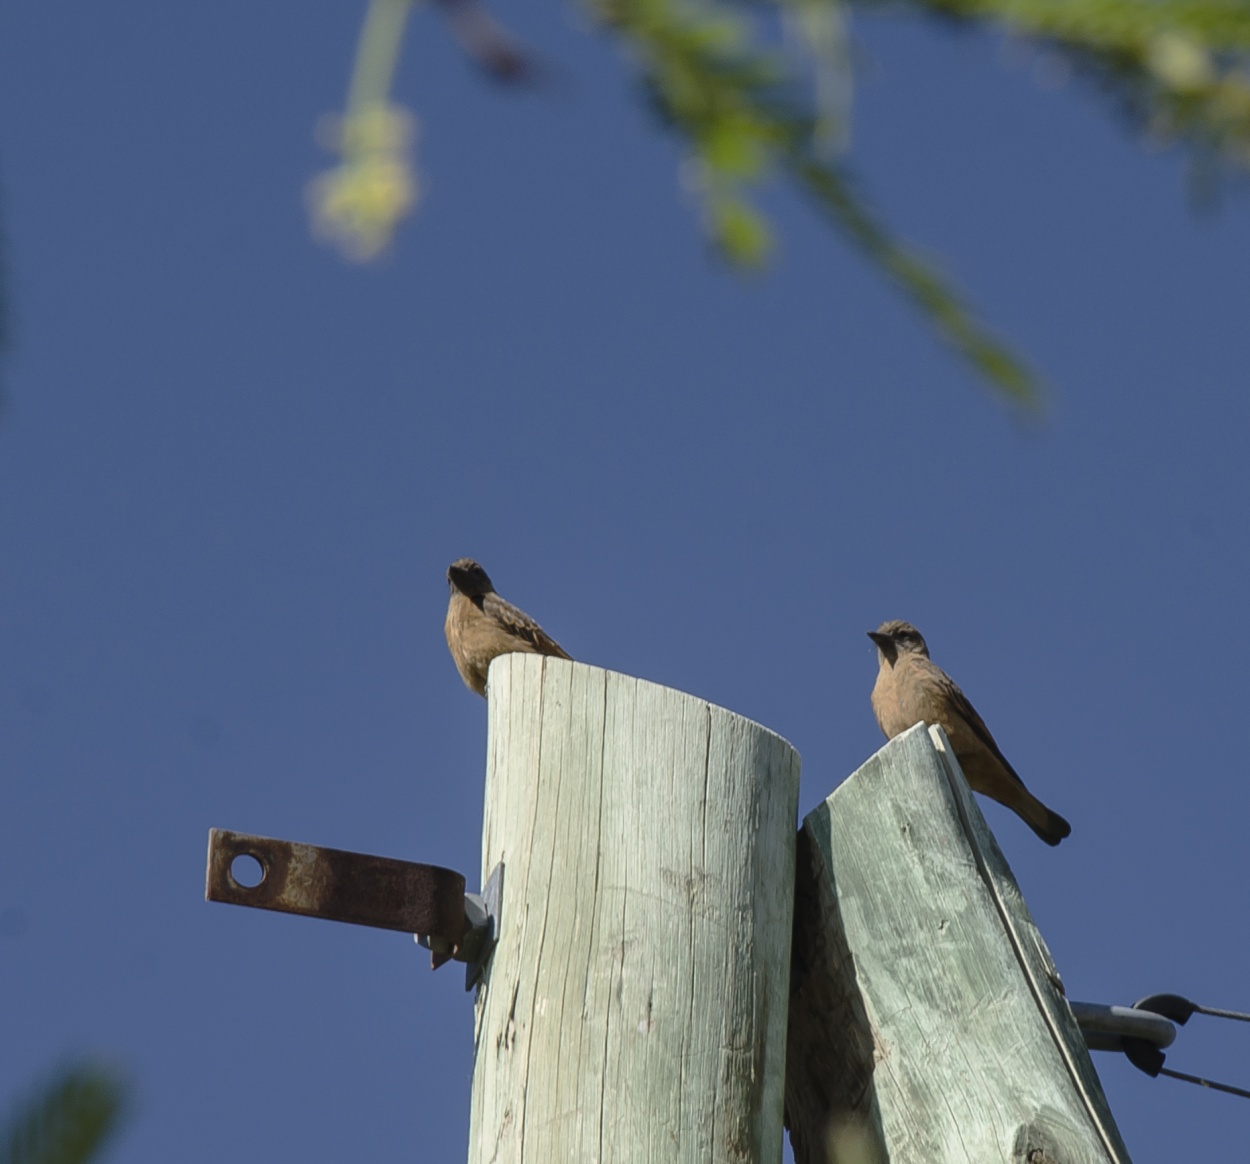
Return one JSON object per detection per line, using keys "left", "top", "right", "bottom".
{"left": 481, "top": 592, "right": 572, "bottom": 659}
{"left": 931, "top": 665, "right": 1028, "bottom": 787}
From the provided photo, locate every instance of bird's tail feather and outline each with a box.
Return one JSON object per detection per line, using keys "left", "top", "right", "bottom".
{"left": 1024, "top": 799, "right": 1071, "bottom": 847}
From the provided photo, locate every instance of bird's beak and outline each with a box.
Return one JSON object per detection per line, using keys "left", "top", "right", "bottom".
{"left": 867, "top": 631, "right": 891, "bottom": 649}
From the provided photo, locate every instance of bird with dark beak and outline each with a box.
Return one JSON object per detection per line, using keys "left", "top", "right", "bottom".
{"left": 868, "top": 619, "right": 1071, "bottom": 846}
{"left": 444, "top": 558, "right": 571, "bottom": 697}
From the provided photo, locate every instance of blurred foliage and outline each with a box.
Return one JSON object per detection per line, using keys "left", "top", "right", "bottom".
{"left": 0, "top": 168, "right": 9, "bottom": 407}
{"left": 317, "top": 0, "right": 1250, "bottom": 405}
{"left": 1, "top": 1064, "right": 127, "bottom": 1164}
{"left": 0, "top": 208, "right": 8, "bottom": 356}
{"left": 590, "top": 0, "right": 1250, "bottom": 404}
{"left": 872, "top": 0, "right": 1250, "bottom": 190}
{"left": 593, "top": 0, "right": 1041, "bottom": 401}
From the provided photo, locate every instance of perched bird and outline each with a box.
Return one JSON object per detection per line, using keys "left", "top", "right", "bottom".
{"left": 868, "top": 620, "right": 1071, "bottom": 846}
{"left": 444, "top": 558, "right": 571, "bottom": 696}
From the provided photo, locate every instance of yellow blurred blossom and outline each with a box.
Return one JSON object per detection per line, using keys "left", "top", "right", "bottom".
{"left": 307, "top": 104, "right": 419, "bottom": 262}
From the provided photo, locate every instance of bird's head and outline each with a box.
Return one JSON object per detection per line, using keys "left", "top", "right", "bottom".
{"left": 448, "top": 558, "right": 495, "bottom": 598}
{"left": 867, "top": 620, "right": 929, "bottom": 664}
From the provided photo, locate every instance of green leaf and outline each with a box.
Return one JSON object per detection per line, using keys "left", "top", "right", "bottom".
{"left": 711, "top": 192, "right": 775, "bottom": 263}
{"left": 700, "top": 116, "right": 772, "bottom": 177}
{"left": 2, "top": 1064, "right": 128, "bottom": 1164}
{"left": 791, "top": 156, "right": 1042, "bottom": 406}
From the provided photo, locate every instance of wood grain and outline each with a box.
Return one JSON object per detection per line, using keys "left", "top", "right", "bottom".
{"left": 786, "top": 723, "right": 1130, "bottom": 1164}
{"left": 468, "top": 653, "right": 801, "bottom": 1164}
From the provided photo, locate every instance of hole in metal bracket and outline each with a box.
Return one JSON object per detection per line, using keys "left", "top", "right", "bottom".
{"left": 230, "top": 853, "right": 265, "bottom": 889}
{"left": 206, "top": 828, "right": 469, "bottom": 938}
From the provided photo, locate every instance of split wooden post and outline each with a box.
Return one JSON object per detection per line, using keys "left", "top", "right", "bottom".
{"left": 467, "top": 654, "right": 801, "bottom": 1164}
{"left": 785, "top": 723, "right": 1131, "bottom": 1164}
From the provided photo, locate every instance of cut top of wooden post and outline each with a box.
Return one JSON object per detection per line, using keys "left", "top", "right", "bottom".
{"left": 788, "top": 723, "right": 1130, "bottom": 1164}
{"left": 469, "top": 653, "right": 802, "bottom": 1164}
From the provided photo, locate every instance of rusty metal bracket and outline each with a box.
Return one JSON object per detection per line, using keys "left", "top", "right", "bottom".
{"left": 205, "top": 828, "right": 468, "bottom": 946}
{"left": 417, "top": 860, "right": 504, "bottom": 990}
{"left": 205, "top": 829, "right": 504, "bottom": 989}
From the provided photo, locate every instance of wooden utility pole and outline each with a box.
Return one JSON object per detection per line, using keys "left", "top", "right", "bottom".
{"left": 785, "top": 723, "right": 1131, "bottom": 1164}
{"left": 202, "top": 642, "right": 1135, "bottom": 1157}
{"left": 467, "top": 654, "right": 802, "bottom": 1164}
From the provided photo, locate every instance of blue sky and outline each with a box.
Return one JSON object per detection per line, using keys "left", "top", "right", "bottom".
{"left": 2, "top": 1, "right": 1249, "bottom": 1160}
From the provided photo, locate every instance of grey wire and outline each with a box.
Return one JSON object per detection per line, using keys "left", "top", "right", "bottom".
{"left": 1154, "top": 1000, "right": 1250, "bottom": 1099}
{"left": 1159, "top": 1067, "right": 1250, "bottom": 1100}
{"left": 1194, "top": 1004, "right": 1250, "bottom": 1024}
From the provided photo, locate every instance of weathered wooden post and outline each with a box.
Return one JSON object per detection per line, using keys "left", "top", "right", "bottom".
{"left": 468, "top": 653, "right": 801, "bottom": 1163}
{"left": 785, "top": 723, "right": 1130, "bottom": 1164}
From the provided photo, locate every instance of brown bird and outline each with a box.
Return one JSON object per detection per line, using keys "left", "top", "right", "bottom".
{"left": 868, "top": 620, "right": 1071, "bottom": 846}
{"left": 444, "top": 558, "right": 571, "bottom": 696}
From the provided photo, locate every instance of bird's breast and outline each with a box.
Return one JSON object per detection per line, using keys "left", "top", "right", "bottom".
{"left": 872, "top": 661, "right": 944, "bottom": 738}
